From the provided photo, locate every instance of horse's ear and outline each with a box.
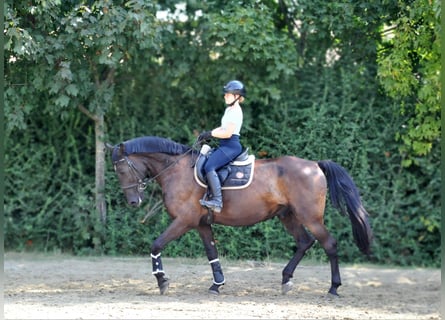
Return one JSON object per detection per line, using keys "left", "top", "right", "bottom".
{"left": 105, "top": 142, "right": 114, "bottom": 151}
{"left": 118, "top": 143, "right": 125, "bottom": 157}
{"left": 105, "top": 143, "right": 116, "bottom": 155}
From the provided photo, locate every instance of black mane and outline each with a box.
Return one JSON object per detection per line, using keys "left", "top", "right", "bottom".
{"left": 112, "top": 136, "right": 191, "bottom": 162}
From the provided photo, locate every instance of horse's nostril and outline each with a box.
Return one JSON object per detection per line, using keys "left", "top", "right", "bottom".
{"left": 129, "top": 196, "right": 142, "bottom": 207}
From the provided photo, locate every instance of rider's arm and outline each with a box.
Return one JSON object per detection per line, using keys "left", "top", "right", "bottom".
{"left": 211, "top": 122, "right": 237, "bottom": 139}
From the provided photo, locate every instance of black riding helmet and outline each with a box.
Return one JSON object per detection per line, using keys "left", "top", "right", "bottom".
{"left": 223, "top": 80, "right": 246, "bottom": 97}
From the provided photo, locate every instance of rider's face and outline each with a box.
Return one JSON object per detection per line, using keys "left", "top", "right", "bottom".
{"left": 224, "top": 93, "right": 238, "bottom": 105}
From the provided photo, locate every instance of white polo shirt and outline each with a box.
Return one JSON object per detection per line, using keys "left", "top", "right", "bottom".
{"left": 221, "top": 106, "right": 243, "bottom": 136}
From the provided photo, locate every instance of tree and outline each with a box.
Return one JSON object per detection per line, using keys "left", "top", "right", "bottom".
{"left": 4, "top": 0, "right": 440, "bottom": 265}
{"left": 5, "top": 0, "right": 161, "bottom": 223}
{"left": 377, "top": 0, "right": 441, "bottom": 166}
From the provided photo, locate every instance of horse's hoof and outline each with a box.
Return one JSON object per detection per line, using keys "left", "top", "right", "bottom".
{"left": 208, "top": 284, "right": 220, "bottom": 295}
{"left": 326, "top": 292, "right": 340, "bottom": 299}
{"left": 159, "top": 279, "right": 170, "bottom": 295}
{"left": 208, "top": 288, "right": 219, "bottom": 295}
{"left": 281, "top": 281, "right": 293, "bottom": 295}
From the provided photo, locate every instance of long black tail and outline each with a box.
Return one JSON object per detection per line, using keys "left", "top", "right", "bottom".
{"left": 318, "top": 160, "right": 373, "bottom": 256}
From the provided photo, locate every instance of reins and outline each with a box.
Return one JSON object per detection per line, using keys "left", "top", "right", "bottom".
{"left": 143, "top": 145, "right": 197, "bottom": 184}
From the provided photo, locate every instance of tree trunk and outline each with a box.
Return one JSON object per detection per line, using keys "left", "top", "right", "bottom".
{"left": 78, "top": 68, "right": 115, "bottom": 225}
{"left": 95, "top": 113, "right": 107, "bottom": 223}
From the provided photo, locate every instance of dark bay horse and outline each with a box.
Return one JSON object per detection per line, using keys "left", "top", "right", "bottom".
{"left": 107, "top": 136, "right": 373, "bottom": 296}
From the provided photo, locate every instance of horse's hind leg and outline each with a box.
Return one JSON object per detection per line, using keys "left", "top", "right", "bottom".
{"left": 305, "top": 222, "right": 342, "bottom": 296}
{"left": 197, "top": 224, "right": 225, "bottom": 295}
{"left": 278, "top": 212, "right": 315, "bottom": 294}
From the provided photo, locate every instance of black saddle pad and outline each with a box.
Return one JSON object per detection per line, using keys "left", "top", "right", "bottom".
{"left": 194, "top": 148, "right": 255, "bottom": 190}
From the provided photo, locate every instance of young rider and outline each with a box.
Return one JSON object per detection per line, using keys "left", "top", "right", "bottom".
{"left": 197, "top": 80, "right": 246, "bottom": 212}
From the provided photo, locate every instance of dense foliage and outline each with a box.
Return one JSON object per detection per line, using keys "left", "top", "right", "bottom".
{"left": 4, "top": 0, "right": 440, "bottom": 267}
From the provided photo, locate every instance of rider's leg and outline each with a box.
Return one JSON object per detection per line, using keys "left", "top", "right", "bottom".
{"left": 199, "top": 170, "right": 223, "bottom": 212}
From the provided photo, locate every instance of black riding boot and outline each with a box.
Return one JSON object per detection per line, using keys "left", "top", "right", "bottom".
{"left": 200, "top": 171, "right": 223, "bottom": 212}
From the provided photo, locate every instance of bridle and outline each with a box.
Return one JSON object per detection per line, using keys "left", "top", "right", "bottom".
{"left": 113, "top": 145, "right": 197, "bottom": 192}
{"left": 114, "top": 156, "right": 148, "bottom": 192}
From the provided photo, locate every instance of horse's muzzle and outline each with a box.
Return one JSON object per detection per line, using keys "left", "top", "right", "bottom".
{"left": 126, "top": 192, "right": 143, "bottom": 207}
{"left": 129, "top": 200, "right": 141, "bottom": 207}
{"left": 129, "top": 197, "right": 142, "bottom": 207}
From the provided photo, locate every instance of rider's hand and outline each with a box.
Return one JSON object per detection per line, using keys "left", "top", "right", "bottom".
{"left": 197, "top": 131, "right": 213, "bottom": 143}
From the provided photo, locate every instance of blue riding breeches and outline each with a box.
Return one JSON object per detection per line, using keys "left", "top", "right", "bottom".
{"left": 203, "top": 135, "right": 242, "bottom": 173}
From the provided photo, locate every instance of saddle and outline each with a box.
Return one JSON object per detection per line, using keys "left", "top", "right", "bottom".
{"left": 194, "top": 145, "right": 255, "bottom": 190}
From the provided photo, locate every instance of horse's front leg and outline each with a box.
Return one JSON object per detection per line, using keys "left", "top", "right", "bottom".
{"left": 197, "top": 224, "right": 225, "bottom": 295}
{"left": 151, "top": 252, "right": 169, "bottom": 294}
{"left": 150, "top": 220, "right": 191, "bottom": 295}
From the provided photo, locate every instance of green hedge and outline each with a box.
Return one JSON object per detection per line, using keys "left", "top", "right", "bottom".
{"left": 5, "top": 65, "right": 440, "bottom": 267}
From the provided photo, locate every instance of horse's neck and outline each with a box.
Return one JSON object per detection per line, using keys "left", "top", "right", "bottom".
{"left": 141, "top": 153, "right": 170, "bottom": 174}
{"left": 142, "top": 152, "right": 188, "bottom": 178}
{"left": 142, "top": 152, "right": 192, "bottom": 187}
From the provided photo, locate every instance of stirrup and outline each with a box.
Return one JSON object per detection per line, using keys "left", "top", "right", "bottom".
{"left": 199, "top": 199, "right": 223, "bottom": 213}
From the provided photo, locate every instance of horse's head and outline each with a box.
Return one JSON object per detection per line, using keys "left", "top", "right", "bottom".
{"left": 106, "top": 142, "right": 147, "bottom": 207}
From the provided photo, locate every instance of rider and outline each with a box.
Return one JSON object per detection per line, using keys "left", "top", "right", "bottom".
{"left": 197, "top": 80, "right": 246, "bottom": 212}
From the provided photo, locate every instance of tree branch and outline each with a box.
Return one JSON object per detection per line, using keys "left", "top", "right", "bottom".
{"left": 78, "top": 104, "right": 99, "bottom": 122}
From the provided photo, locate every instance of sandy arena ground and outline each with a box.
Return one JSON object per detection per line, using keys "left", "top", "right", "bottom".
{"left": 4, "top": 252, "right": 441, "bottom": 319}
